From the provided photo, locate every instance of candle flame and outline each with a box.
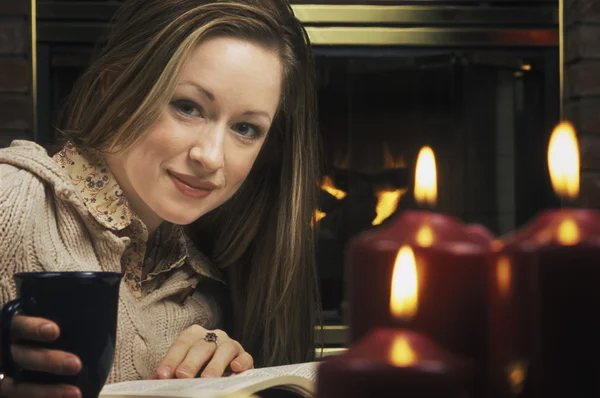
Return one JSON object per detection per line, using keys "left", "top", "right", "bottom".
{"left": 390, "top": 246, "right": 418, "bottom": 320}
{"left": 389, "top": 336, "right": 417, "bottom": 366}
{"left": 415, "top": 225, "right": 434, "bottom": 247}
{"left": 548, "top": 121, "right": 579, "bottom": 199}
{"left": 414, "top": 146, "right": 437, "bottom": 207}
{"left": 496, "top": 256, "right": 511, "bottom": 297}
{"left": 557, "top": 218, "right": 580, "bottom": 246}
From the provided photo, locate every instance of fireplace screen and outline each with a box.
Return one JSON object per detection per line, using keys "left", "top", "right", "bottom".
{"left": 313, "top": 48, "right": 559, "bottom": 318}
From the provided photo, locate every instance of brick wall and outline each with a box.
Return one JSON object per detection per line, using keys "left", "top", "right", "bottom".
{"left": 0, "top": 2, "right": 33, "bottom": 147}
{"left": 565, "top": 0, "right": 600, "bottom": 208}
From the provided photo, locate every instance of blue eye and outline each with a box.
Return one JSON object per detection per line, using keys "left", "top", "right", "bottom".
{"left": 233, "top": 123, "right": 261, "bottom": 139}
{"left": 171, "top": 100, "right": 202, "bottom": 117}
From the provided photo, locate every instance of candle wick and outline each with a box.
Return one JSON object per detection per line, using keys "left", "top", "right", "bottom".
{"left": 560, "top": 195, "right": 576, "bottom": 209}
{"left": 417, "top": 202, "right": 436, "bottom": 213}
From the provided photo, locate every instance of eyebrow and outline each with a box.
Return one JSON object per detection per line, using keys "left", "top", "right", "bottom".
{"left": 243, "top": 110, "right": 272, "bottom": 122}
{"left": 180, "top": 82, "right": 216, "bottom": 102}
{"left": 179, "top": 81, "right": 273, "bottom": 123}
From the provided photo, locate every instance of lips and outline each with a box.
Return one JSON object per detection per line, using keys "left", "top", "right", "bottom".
{"left": 168, "top": 171, "right": 217, "bottom": 190}
{"left": 168, "top": 171, "right": 217, "bottom": 199}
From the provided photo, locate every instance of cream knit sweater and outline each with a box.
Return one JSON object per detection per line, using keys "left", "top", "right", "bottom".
{"left": 0, "top": 141, "right": 223, "bottom": 383}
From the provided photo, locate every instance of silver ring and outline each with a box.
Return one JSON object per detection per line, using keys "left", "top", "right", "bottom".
{"left": 203, "top": 332, "right": 218, "bottom": 347}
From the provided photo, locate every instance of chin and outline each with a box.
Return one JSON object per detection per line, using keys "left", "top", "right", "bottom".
{"left": 157, "top": 205, "right": 209, "bottom": 226}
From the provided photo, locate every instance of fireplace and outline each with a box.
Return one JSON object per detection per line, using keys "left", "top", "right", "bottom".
{"left": 34, "top": 1, "right": 559, "bottom": 349}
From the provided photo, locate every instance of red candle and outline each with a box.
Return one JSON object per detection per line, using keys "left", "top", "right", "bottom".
{"left": 317, "top": 246, "right": 471, "bottom": 398}
{"left": 346, "top": 147, "right": 490, "bottom": 377}
{"left": 488, "top": 121, "right": 600, "bottom": 398}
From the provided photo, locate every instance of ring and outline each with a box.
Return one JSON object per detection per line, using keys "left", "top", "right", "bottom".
{"left": 204, "top": 332, "right": 218, "bottom": 346}
{"left": 0, "top": 373, "right": 5, "bottom": 390}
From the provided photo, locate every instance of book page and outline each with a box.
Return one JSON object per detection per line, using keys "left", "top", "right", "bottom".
{"left": 237, "top": 362, "right": 319, "bottom": 382}
{"left": 100, "top": 362, "right": 319, "bottom": 398}
{"left": 100, "top": 375, "right": 275, "bottom": 397}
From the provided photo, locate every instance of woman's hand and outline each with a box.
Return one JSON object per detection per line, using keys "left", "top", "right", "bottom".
{"left": 0, "top": 315, "right": 82, "bottom": 398}
{"left": 153, "top": 325, "right": 253, "bottom": 379}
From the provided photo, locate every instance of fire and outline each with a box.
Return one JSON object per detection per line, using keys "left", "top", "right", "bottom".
{"left": 548, "top": 121, "right": 579, "bottom": 199}
{"left": 389, "top": 246, "right": 419, "bottom": 365}
{"left": 414, "top": 146, "right": 437, "bottom": 207}
{"left": 415, "top": 225, "right": 434, "bottom": 247}
{"left": 313, "top": 176, "right": 347, "bottom": 226}
{"left": 313, "top": 209, "right": 326, "bottom": 225}
{"left": 390, "top": 245, "right": 418, "bottom": 321}
{"left": 496, "top": 256, "right": 511, "bottom": 297}
{"left": 389, "top": 335, "right": 417, "bottom": 366}
{"left": 557, "top": 218, "right": 580, "bottom": 246}
{"left": 321, "top": 176, "right": 347, "bottom": 200}
{"left": 383, "top": 143, "right": 406, "bottom": 169}
{"left": 372, "top": 188, "right": 407, "bottom": 226}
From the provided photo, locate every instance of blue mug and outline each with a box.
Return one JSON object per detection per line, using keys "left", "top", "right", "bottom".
{"left": 0, "top": 272, "right": 121, "bottom": 398}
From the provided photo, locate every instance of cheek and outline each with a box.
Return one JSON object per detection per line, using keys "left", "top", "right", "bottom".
{"left": 143, "top": 118, "right": 188, "bottom": 155}
{"left": 127, "top": 118, "right": 190, "bottom": 170}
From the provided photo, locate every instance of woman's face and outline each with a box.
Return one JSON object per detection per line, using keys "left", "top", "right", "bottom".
{"left": 104, "top": 37, "right": 282, "bottom": 232}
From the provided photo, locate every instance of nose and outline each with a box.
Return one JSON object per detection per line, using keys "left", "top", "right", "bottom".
{"left": 189, "top": 123, "right": 225, "bottom": 172}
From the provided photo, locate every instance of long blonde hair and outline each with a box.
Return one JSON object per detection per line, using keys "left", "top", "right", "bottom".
{"left": 59, "top": 0, "right": 321, "bottom": 366}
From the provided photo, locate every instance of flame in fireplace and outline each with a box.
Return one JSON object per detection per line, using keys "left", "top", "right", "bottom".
{"left": 548, "top": 121, "right": 579, "bottom": 199}
{"left": 383, "top": 143, "right": 406, "bottom": 169}
{"left": 390, "top": 245, "right": 418, "bottom": 321}
{"left": 313, "top": 210, "right": 327, "bottom": 225}
{"left": 372, "top": 188, "right": 407, "bottom": 226}
{"left": 312, "top": 176, "right": 347, "bottom": 226}
{"left": 321, "top": 176, "right": 347, "bottom": 200}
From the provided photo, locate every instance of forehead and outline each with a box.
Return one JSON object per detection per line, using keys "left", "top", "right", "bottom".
{"left": 176, "top": 37, "right": 283, "bottom": 114}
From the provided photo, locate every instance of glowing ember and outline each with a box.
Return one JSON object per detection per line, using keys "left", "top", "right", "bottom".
{"left": 321, "top": 176, "right": 347, "bottom": 200}
{"left": 313, "top": 209, "right": 327, "bottom": 225}
{"left": 372, "top": 188, "right": 407, "bottom": 226}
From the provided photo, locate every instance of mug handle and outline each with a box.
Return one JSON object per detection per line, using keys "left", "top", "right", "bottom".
{"left": 0, "top": 297, "right": 35, "bottom": 378}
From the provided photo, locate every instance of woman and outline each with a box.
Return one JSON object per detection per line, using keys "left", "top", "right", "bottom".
{"left": 0, "top": 0, "right": 321, "bottom": 396}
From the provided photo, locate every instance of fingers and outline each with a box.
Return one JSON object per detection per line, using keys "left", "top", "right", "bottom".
{"left": 1, "top": 376, "right": 81, "bottom": 398}
{"left": 174, "top": 339, "right": 252, "bottom": 378}
{"left": 12, "top": 316, "right": 59, "bottom": 342}
{"left": 174, "top": 340, "right": 214, "bottom": 379}
{"left": 155, "top": 326, "right": 252, "bottom": 380}
{"left": 11, "top": 344, "right": 81, "bottom": 376}
{"left": 156, "top": 325, "right": 207, "bottom": 379}
{"left": 230, "top": 352, "right": 254, "bottom": 373}
{"left": 201, "top": 340, "right": 248, "bottom": 378}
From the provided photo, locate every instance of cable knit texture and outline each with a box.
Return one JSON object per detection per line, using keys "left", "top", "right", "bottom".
{"left": 0, "top": 141, "right": 223, "bottom": 383}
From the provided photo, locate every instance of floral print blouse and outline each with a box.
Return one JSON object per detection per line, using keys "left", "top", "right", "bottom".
{"left": 52, "top": 143, "right": 223, "bottom": 298}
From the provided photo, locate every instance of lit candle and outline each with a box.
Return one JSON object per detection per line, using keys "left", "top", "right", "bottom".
{"left": 488, "top": 121, "right": 600, "bottom": 398}
{"left": 346, "top": 146, "right": 490, "bottom": 391}
{"left": 317, "top": 246, "right": 470, "bottom": 398}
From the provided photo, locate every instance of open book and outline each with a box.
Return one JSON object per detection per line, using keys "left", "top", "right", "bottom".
{"left": 99, "top": 362, "right": 319, "bottom": 398}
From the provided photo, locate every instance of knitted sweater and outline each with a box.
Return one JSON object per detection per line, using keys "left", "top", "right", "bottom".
{"left": 0, "top": 141, "right": 224, "bottom": 383}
